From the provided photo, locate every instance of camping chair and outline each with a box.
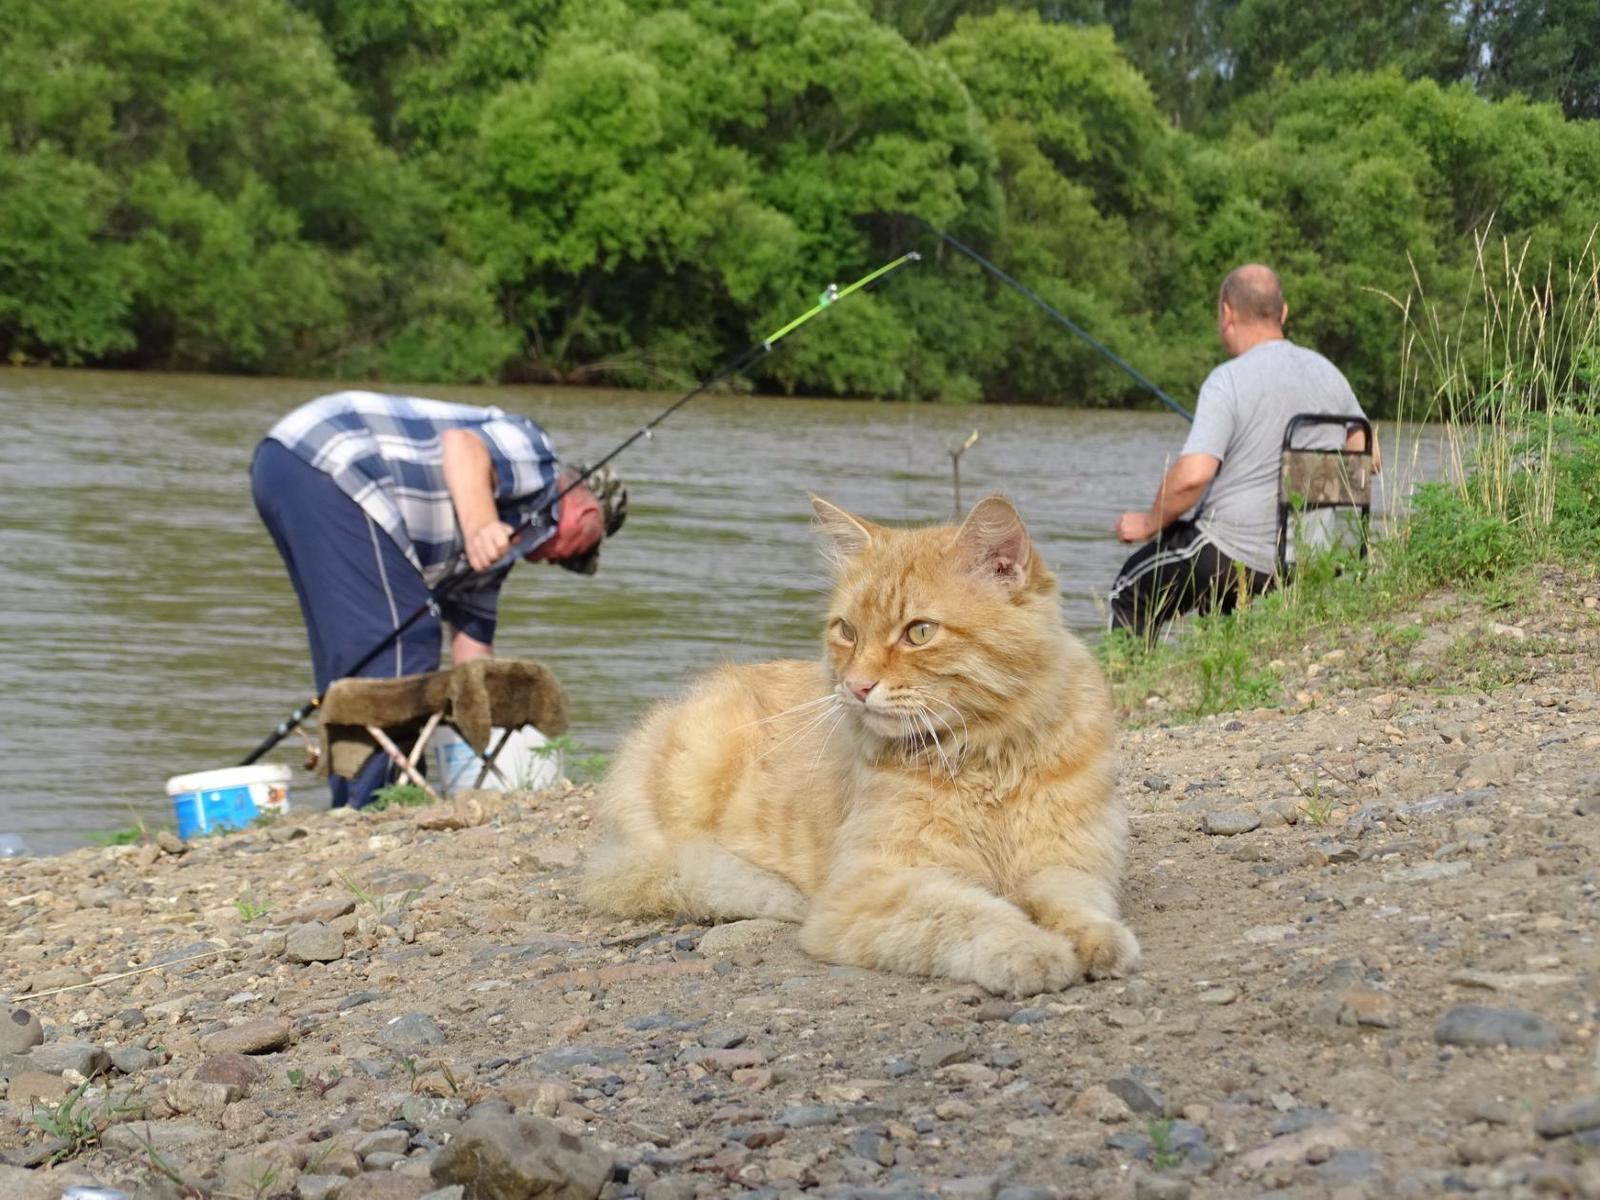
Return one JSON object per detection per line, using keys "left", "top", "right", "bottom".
{"left": 1277, "top": 414, "right": 1375, "bottom": 578}
{"left": 317, "top": 659, "right": 568, "bottom": 802}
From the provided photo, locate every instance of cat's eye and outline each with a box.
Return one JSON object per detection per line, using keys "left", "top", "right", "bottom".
{"left": 903, "top": 620, "right": 938, "bottom": 646}
{"left": 833, "top": 618, "right": 857, "bottom": 643}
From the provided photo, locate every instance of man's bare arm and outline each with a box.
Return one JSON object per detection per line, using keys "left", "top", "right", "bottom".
{"left": 442, "top": 428, "right": 511, "bottom": 571}
{"left": 1115, "top": 453, "right": 1220, "bottom": 543}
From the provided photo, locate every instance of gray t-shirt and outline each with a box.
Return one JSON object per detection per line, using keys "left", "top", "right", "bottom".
{"left": 1181, "top": 339, "right": 1365, "bottom": 574}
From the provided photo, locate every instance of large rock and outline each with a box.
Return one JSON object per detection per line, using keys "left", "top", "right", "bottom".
{"left": 1434, "top": 1005, "right": 1562, "bottom": 1050}
{"left": 431, "top": 1113, "right": 610, "bottom": 1199}
{"left": 0, "top": 1164, "right": 95, "bottom": 1200}
{"left": 7, "top": 1070, "right": 68, "bottom": 1105}
{"left": 202, "top": 1017, "right": 293, "bottom": 1056}
{"left": 339, "top": 1175, "right": 436, "bottom": 1200}
{"left": 0, "top": 1042, "right": 110, "bottom": 1081}
{"left": 195, "top": 1053, "right": 262, "bottom": 1093}
{"left": 379, "top": 1013, "right": 447, "bottom": 1049}
{"left": 286, "top": 921, "right": 346, "bottom": 964}
{"left": 0, "top": 1008, "right": 43, "bottom": 1054}
{"left": 104, "top": 1118, "right": 214, "bottom": 1156}
{"left": 275, "top": 899, "right": 357, "bottom": 927}
{"left": 22, "top": 967, "right": 90, "bottom": 993}
{"left": 1537, "top": 1097, "right": 1600, "bottom": 1138}
{"left": 1201, "top": 810, "right": 1261, "bottom": 836}
{"left": 168, "top": 1078, "right": 238, "bottom": 1113}
{"left": 696, "top": 920, "right": 790, "bottom": 955}
{"left": 295, "top": 1174, "right": 346, "bottom": 1200}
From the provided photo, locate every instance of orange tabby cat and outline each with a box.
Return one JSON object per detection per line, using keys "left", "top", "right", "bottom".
{"left": 581, "top": 494, "right": 1136, "bottom": 996}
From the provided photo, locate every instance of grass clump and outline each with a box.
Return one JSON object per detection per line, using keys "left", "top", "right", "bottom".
{"left": 87, "top": 827, "right": 145, "bottom": 847}
{"left": 233, "top": 895, "right": 271, "bottom": 923}
{"left": 369, "top": 782, "right": 432, "bottom": 810}
{"left": 29, "top": 1082, "right": 140, "bottom": 1164}
{"left": 527, "top": 733, "right": 610, "bottom": 784}
{"left": 1146, "top": 1117, "right": 1184, "bottom": 1171}
{"left": 29, "top": 1083, "right": 99, "bottom": 1161}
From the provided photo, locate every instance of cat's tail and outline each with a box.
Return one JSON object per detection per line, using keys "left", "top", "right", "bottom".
{"left": 579, "top": 707, "right": 681, "bottom": 918}
{"left": 580, "top": 830, "right": 679, "bottom": 918}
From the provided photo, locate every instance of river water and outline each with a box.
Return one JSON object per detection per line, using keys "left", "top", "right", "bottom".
{"left": 0, "top": 368, "right": 1430, "bottom": 853}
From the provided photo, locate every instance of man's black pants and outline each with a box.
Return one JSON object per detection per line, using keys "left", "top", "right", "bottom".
{"left": 1108, "top": 520, "right": 1274, "bottom": 641}
{"left": 251, "top": 439, "right": 442, "bottom": 808}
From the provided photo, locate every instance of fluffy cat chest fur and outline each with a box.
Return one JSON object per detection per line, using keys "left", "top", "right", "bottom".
{"left": 582, "top": 494, "right": 1138, "bottom": 998}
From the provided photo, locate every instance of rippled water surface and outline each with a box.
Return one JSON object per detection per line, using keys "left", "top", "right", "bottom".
{"left": 0, "top": 369, "right": 1434, "bottom": 852}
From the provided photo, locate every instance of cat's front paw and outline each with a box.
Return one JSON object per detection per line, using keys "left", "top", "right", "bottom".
{"left": 1074, "top": 918, "right": 1140, "bottom": 980}
{"left": 967, "top": 927, "right": 1083, "bottom": 997}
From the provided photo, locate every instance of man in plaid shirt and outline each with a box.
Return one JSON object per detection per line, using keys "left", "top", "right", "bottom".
{"left": 251, "top": 391, "right": 610, "bottom": 808}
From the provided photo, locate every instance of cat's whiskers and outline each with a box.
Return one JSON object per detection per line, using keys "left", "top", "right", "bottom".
{"left": 912, "top": 707, "right": 957, "bottom": 778}
{"left": 915, "top": 691, "right": 971, "bottom": 748}
{"left": 731, "top": 693, "right": 838, "bottom": 733}
{"left": 918, "top": 707, "right": 969, "bottom": 776}
{"left": 753, "top": 695, "right": 844, "bottom": 765}
{"left": 807, "top": 706, "right": 850, "bottom": 777}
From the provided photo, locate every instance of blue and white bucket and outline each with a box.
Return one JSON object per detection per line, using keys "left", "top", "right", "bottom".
{"left": 165, "top": 764, "right": 292, "bottom": 840}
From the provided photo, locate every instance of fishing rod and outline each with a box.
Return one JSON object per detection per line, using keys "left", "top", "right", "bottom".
{"left": 915, "top": 219, "right": 1193, "bottom": 422}
{"left": 241, "top": 250, "right": 923, "bottom": 767}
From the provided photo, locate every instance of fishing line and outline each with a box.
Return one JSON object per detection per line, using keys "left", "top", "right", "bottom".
{"left": 916, "top": 219, "right": 1192, "bottom": 422}
{"left": 241, "top": 251, "right": 923, "bottom": 766}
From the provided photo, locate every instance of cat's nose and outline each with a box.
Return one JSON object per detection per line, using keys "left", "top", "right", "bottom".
{"left": 847, "top": 678, "right": 877, "bottom": 702}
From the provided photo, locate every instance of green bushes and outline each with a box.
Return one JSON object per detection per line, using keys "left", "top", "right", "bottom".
{"left": 5, "top": 1, "right": 1600, "bottom": 403}
{"left": 0, "top": 0, "right": 512, "bottom": 380}
{"left": 1390, "top": 482, "right": 1533, "bottom": 589}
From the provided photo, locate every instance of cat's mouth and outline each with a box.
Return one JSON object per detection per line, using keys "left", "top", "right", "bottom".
{"left": 852, "top": 697, "right": 947, "bottom": 747}
{"left": 855, "top": 706, "right": 909, "bottom": 739}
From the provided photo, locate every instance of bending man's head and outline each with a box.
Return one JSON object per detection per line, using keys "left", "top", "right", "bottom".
{"left": 1217, "top": 264, "right": 1287, "bottom": 357}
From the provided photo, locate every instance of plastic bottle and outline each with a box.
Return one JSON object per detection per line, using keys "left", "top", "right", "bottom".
{"left": 0, "top": 833, "right": 32, "bottom": 858}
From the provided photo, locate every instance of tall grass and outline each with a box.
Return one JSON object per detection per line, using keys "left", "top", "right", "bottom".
{"left": 1384, "top": 225, "right": 1600, "bottom": 538}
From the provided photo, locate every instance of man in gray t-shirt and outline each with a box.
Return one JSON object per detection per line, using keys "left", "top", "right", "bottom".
{"left": 1108, "top": 264, "right": 1373, "bottom": 639}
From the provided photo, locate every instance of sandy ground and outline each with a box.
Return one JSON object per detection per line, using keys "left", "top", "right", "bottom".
{"left": 3, "top": 582, "right": 1599, "bottom": 1200}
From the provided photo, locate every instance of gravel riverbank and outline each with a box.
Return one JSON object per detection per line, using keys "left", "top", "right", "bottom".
{"left": 3, "top": 589, "right": 1599, "bottom": 1200}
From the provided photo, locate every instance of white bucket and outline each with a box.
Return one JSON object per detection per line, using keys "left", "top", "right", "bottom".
{"left": 166, "top": 764, "right": 292, "bottom": 839}
{"left": 430, "top": 726, "right": 562, "bottom": 796}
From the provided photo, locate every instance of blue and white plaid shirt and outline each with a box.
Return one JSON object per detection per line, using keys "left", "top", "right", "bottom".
{"left": 266, "top": 391, "right": 561, "bottom": 635}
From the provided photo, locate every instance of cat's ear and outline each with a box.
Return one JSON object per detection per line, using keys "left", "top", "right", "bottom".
{"left": 954, "top": 494, "right": 1031, "bottom": 590}
{"left": 810, "top": 495, "right": 881, "bottom": 562}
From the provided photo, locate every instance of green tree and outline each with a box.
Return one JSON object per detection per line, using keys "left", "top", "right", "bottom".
{"left": 292, "top": 0, "right": 568, "bottom": 150}
{"left": 0, "top": 0, "right": 510, "bottom": 378}
{"left": 456, "top": 0, "right": 995, "bottom": 396}
{"left": 937, "top": 10, "right": 1204, "bottom": 404}
{"left": 0, "top": 147, "right": 132, "bottom": 364}
{"left": 867, "top": 0, "right": 1103, "bottom": 45}
{"left": 1473, "top": 0, "right": 1600, "bottom": 120}
{"left": 1102, "top": 0, "right": 1233, "bottom": 127}
{"left": 1221, "top": 0, "right": 1472, "bottom": 104}
{"left": 1186, "top": 71, "right": 1600, "bottom": 411}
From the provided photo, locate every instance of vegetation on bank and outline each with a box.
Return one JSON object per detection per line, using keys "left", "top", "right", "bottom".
{"left": 3, "top": 0, "right": 1599, "bottom": 410}
{"left": 1102, "top": 238, "right": 1600, "bottom": 718}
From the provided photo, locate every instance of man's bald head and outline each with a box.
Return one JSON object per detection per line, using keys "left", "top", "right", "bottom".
{"left": 1219, "top": 264, "right": 1285, "bottom": 326}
